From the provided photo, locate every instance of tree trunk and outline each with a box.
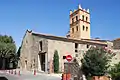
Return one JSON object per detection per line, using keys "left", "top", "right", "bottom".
{"left": 2, "top": 58, "right": 6, "bottom": 70}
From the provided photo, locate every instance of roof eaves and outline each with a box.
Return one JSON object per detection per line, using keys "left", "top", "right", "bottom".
{"left": 32, "top": 32, "right": 107, "bottom": 46}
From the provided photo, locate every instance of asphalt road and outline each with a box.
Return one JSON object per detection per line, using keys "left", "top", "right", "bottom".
{"left": 0, "top": 71, "right": 61, "bottom": 80}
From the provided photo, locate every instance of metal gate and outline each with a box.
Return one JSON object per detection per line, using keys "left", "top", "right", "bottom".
{"left": 64, "top": 59, "right": 83, "bottom": 80}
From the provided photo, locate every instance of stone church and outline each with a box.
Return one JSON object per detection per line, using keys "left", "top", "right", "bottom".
{"left": 19, "top": 4, "right": 120, "bottom": 73}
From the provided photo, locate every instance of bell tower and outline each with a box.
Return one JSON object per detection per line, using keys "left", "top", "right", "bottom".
{"left": 67, "top": 4, "right": 91, "bottom": 40}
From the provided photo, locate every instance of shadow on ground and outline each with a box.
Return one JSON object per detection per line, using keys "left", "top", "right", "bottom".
{"left": 0, "top": 77, "right": 8, "bottom": 80}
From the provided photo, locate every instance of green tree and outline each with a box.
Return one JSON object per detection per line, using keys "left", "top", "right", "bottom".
{"left": 81, "top": 46, "right": 115, "bottom": 78}
{"left": 109, "top": 62, "right": 120, "bottom": 80}
{"left": 0, "top": 35, "right": 16, "bottom": 69}
{"left": 9, "top": 54, "right": 18, "bottom": 68}
{"left": 53, "top": 50, "right": 59, "bottom": 73}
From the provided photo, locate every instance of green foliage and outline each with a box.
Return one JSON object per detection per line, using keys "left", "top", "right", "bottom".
{"left": 86, "top": 76, "right": 92, "bottom": 80}
{"left": 9, "top": 54, "right": 18, "bottom": 68}
{"left": 0, "top": 35, "right": 17, "bottom": 69}
{"left": 81, "top": 46, "right": 114, "bottom": 77}
{"left": 0, "top": 43, "right": 16, "bottom": 58}
{"left": 53, "top": 50, "right": 59, "bottom": 73}
{"left": 0, "top": 35, "right": 14, "bottom": 43}
{"left": 109, "top": 62, "right": 120, "bottom": 80}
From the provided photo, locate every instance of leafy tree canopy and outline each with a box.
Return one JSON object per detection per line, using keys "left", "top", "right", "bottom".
{"left": 0, "top": 35, "right": 14, "bottom": 43}
{"left": 0, "top": 43, "right": 16, "bottom": 58}
{"left": 109, "top": 62, "right": 120, "bottom": 80}
{"left": 0, "top": 35, "right": 16, "bottom": 57}
{"left": 81, "top": 46, "right": 115, "bottom": 77}
{"left": 0, "top": 35, "right": 16, "bottom": 69}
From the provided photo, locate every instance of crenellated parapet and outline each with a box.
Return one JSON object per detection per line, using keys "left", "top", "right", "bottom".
{"left": 69, "top": 4, "right": 90, "bottom": 16}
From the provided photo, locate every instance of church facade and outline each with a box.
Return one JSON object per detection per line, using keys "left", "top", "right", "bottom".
{"left": 19, "top": 5, "right": 120, "bottom": 73}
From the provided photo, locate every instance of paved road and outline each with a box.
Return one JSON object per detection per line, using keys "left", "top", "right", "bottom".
{"left": 0, "top": 71, "right": 61, "bottom": 80}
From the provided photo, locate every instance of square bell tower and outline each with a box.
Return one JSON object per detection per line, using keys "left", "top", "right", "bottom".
{"left": 67, "top": 4, "right": 91, "bottom": 40}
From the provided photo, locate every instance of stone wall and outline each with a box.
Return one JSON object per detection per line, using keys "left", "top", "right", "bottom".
{"left": 20, "top": 31, "right": 108, "bottom": 73}
{"left": 20, "top": 32, "right": 49, "bottom": 72}
{"left": 113, "top": 39, "right": 120, "bottom": 49}
{"left": 20, "top": 31, "right": 33, "bottom": 71}
{"left": 47, "top": 39, "right": 106, "bottom": 72}
{"left": 47, "top": 39, "right": 75, "bottom": 72}
{"left": 31, "top": 35, "right": 48, "bottom": 72}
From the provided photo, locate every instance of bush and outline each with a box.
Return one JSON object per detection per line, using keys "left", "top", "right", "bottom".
{"left": 81, "top": 46, "right": 115, "bottom": 77}
{"left": 112, "top": 72, "right": 120, "bottom": 80}
{"left": 53, "top": 50, "right": 59, "bottom": 73}
{"left": 86, "top": 76, "right": 92, "bottom": 80}
{"left": 109, "top": 62, "right": 120, "bottom": 80}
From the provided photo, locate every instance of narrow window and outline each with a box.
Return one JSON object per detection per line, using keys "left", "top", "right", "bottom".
{"left": 75, "top": 43, "right": 78, "bottom": 48}
{"left": 87, "top": 45, "right": 89, "bottom": 48}
{"left": 63, "top": 56, "right": 66, "bottom": 59}
{"left": 76, "top": 16, "right": 78, "bottom": 21}
{"left": 82, "top": 15, "right": 84, "bottom": 21}
{"left": 31, "top": 64, "right": 32, "bottom": 68}
{"left": 72, "top": 28, "right": 74, "bottom": 33}
{"left": 33, "top": 59, "right": 35, "bottom": 67}
{"left": 75, "top": 43, "right": 78, "bottom": 52}
{"left": 72, "top": 18, "right": 74, "bottom": 23}
{"left": 86, "top": 17, "right": 88, "bottom": 22}
{"left": 86, "top": 27, "right": 88, "bottom": 31}
{"left": 25, "top": 60, "right": 27, "bottom": 65}
{"left": 83, "top": 25, "right": 85, "bottom": 31}
{"left": 39, "top": 41, "right": 42, "bottom": 51}
{"left": 76, "top": 26, "right": 78, "bottom": 31}
{"left": 75, "top": 50, "right": 78, "bottom": 52}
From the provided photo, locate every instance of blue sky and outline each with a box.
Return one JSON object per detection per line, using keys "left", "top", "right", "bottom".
{"left": 0, "top": 0, "right": 120, "bottom": 49}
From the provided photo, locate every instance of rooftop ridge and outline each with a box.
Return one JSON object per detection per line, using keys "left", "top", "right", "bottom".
{"left": 31, "top": 31, "right": 107, "bottom": 45}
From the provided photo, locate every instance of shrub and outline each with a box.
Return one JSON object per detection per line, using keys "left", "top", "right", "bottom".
{"left": 109, "top": 62, "right": 120, "bottom": 80}
{"left": 81, "top": 46, "right": 115, "bottom": 77}
{"left": 53, "top": 50, "right": 59, "bottom": 73}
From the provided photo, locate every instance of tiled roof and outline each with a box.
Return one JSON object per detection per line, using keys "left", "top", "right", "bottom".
{"left": 81, "top": 39, "right": 110, "bottom": 42}
{"left": 114, "top": 38, "right": 120, "bottom": 41}
{"left": 31, "top": 31, "right": 107, "bottom": 46}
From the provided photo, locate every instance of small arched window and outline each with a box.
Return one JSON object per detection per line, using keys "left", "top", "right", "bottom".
{"left": 72, "top": 18, "right": 74, "bottom": 23}
{"left": 87, "top": 45, "right": 89, "bottom": 48}
{"left": 72, "top": 28, "right": 74, "bottom": 33}
{"left": 83, "top": 25, "right": 85, "bottom": 31}
{"left": 82, "top": 15, "right": 84, "bottom": 21}
{"left": 86, "top": 27, "right": 88, "bottom": 31}
{"left": 76, "top": 26, "right": 78, "bottom": 31}
{"left": 25, "top": 60, "right": 27, "bottom": 65}
{"left": 76, "top": 16, "right": 78, "bottom": 21}
{"left": 39, "top": 41, "right": 42, "bottom": 51}
{"left": 86, "top": 17, "right": 88, "bottom": 22}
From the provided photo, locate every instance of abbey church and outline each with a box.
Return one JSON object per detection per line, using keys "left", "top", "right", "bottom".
{"left": 19, "top": 4, "right": 120, "bottom": 73}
